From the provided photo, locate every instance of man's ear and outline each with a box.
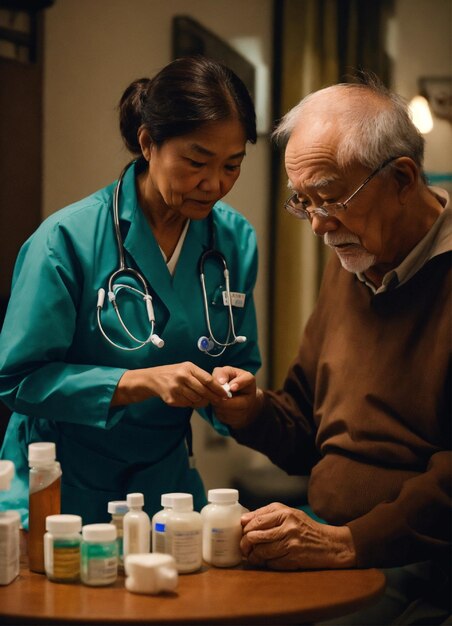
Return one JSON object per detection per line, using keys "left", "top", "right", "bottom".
{"left": 137, "top": 126, "right": 153, "bottom": 161}
{"left": 391, "top": 157, "right": 420, "bottom": 203}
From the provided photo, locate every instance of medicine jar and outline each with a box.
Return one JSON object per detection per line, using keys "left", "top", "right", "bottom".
{"left": 0, "top": 460, "right": 20, "bottom": 586}
{"left": 108, "top": 500, "right": 128, "bottom": 569}
{"left": 123, "top": 492, "right": 151, "bottom": 557}
{"left": 81, "top": 523, "right": 118, "bottom": 586}
{"left": 201, "top": 488, "right": 243, "bottom": 567}
{"left": 151, "top": 492, "right": 179, "bottom": 554}
{"left": 165, "top": 493, "right": 202, "bottom": 574}
{"left": 28, "top": 442, "right": 62, "bottom": 573}
{"left": 44, "top": 514, "right": 82, "bottom": 583}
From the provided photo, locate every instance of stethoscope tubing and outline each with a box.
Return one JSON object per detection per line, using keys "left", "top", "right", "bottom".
{"left": 97, "top": 160, "right": 246, "bottom": 354}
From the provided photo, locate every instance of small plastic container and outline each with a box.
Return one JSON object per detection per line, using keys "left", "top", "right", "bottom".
{"left": 124, "top": 553, "right": 178, "bottom": 595}
{"left": 123, "top": 493, "right": 151, "bottom": 557}
{"left": 0, "top": 460, "right": 20, "bottom": 586}
{"left": 165, "top": 493, "right": 202, "bottom": 574}
{"left": 44, "top": 514, "right": 82, "bottom": 583}
{"left": 201, "top": 488, "right": 244, "bottom": 567}
{"left": 151, "top": 493, "right": 178, "bottom": 554}
{"left": 81, "top": 523, "right": 118, "bottom": 586}
{"left": 108, "top": 500, "right": 128, "bottom": 569}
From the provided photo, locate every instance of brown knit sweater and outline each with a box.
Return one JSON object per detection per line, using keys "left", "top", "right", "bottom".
{"left": 233, "top": 247, "right": 451, "bottom": 568}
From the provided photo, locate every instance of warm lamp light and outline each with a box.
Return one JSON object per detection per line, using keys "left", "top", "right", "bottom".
{"left": 409, "top": 95, "right": 434, "bottom": 134}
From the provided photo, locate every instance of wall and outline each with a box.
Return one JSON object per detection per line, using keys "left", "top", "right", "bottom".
{"left": 43, "top": 0, "right": 274, "bottom": 490}
{"left": 392, "top": 0, "right": 452, "bottom": 177}
{"left": 41, "top": 0, "right": 451, "bottom": 492}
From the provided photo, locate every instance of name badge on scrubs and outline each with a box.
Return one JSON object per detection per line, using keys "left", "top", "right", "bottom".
{"left": 222, "top": 291, "right": 246, "bottom": 308}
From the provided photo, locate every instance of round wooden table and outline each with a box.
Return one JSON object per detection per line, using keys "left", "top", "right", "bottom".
{"left": 0, "top": 561, "right": 385, "bottom": 625}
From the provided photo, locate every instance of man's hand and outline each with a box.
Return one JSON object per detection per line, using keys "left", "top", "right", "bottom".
{"left": 211, "top": 366, "right": 263, "bottom": 429}
{"left": 241, "top": 503, "right": 357, "bottom": 570}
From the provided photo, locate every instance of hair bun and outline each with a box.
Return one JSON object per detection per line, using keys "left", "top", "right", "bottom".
{"left": 119, "top": 78, "right": 151, "bottom": 154}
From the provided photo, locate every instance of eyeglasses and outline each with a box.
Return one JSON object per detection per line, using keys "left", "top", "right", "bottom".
{"left": 284, "top": 157, "right": 398, "bottom": 221}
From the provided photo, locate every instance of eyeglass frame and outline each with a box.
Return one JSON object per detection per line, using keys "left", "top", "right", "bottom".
{"left": 284, "top": 156, "right": 399, "bottom": 221}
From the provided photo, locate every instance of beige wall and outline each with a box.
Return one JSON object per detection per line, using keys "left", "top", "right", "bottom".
{"left": 43, "top": 0, "right": 273, "bottom": 490}
{"left": 392, "top": 0, "right": 452, "bottom": 176}
{"left": 41, "top": 0, "right": 452, "bottom": 491}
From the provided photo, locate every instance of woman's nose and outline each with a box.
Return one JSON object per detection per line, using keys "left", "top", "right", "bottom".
{"left": 198, "top": 173, "right": 222, "bottom": 194}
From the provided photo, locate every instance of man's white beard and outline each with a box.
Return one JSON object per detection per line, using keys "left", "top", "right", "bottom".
{"left": 324, "top": 232, "right": 377, "bottom": 274}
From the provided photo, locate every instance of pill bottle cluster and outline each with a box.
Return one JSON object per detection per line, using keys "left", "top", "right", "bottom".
{"left": 0, "top": 442, "right": 248, "bottom": 595}
{"left": 151, "top": 489, "right": 245, "bottom": 571}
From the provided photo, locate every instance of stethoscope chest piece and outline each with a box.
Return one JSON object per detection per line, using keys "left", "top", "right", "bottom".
{"left": 197, "top": 246, "right": 246, "bottom": 357}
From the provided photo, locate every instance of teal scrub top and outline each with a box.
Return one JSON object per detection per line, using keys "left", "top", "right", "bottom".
{"left": 0, "top": 162, "right": 261, "bottom": 527}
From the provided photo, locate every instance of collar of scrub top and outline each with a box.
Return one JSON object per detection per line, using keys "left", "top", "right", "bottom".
{"left": 97, "top": 159, "right": 246, "bottom": 355}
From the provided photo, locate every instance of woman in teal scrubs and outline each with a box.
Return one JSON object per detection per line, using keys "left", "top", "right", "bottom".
{"left": 0, "top": 56, "right": 261, "bottom": 526}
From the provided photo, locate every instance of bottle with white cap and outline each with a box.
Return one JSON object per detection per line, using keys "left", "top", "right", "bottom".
{"left": 165, "top": 493, "right": 202, "bottom": 573}
{"left": 44, "top": 514, "right": 82, "bottom": 583}
{"left": 151, "top": 492, "right": 178, "bottom": 554}
{"left": 123, "top": 493, "right": 151, "bottom": 558}
{"left": 80, "top": 523, "right": 118, "bottom": 586}
{"left": 28, "top": 442, "right": 62, "bottom": 573}
{"left": 0, "top": 460, "right": 21, "bottom": 585}
{"left": 201, "top": 488, "right": 244, "bottom": 567}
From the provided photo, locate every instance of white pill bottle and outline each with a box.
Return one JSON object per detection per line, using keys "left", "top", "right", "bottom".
{"left": 0, "top": 460, "right": 20, "bottom": 586}
{"left": 123, "top": 493, "right": 151, "bottom": 557}
{"left": 151, "top": 492, "right": 177, "bottom": 554}
{"left": 201, "top": 488, "right": 244, "bottom": 567}
{"left": 165, "top": 493, "right": 202, "bottom": 573}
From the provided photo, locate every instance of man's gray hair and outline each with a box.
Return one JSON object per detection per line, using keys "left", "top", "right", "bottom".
{"left": 272, "top": 76, "right": 425, "bottom": 173}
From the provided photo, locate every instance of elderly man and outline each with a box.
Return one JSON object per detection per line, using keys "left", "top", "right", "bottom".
{"left": 213, "top": 77, "right": 451, "bottom": 624}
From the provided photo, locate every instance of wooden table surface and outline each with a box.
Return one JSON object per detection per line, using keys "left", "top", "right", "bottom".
{"left": 0, "top": 561, "right": 385, "bottom": 625}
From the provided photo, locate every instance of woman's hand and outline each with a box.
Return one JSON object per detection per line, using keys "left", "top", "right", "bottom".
{"left": 240, "top": 503, "right": 356, "bottom": 571}
{"left": 211, "top": 366, "right": 263, "bottom": 429}
{"left": 112, "top": 362, "right": 230, "bottom": 408}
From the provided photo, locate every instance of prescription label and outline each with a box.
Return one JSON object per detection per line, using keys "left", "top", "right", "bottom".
{"left": 210, "top": 526, "right": 242, "bottom": 560}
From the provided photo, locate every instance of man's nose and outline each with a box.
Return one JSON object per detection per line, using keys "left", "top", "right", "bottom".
{"left": 310, "top": 215, "right": 339, "bottom": 237}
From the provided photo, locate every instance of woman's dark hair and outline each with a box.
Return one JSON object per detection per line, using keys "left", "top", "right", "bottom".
{"left": 119, "top": 56, "right": 257, "bottom": 154}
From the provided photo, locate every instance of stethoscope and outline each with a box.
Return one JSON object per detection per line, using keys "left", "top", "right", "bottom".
{"left": 96, "top": 161, "right": 246, "bottom": 356}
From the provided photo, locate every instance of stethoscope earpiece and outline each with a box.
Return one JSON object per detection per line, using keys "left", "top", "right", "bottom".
{"left": 151, "top": 334, "right": 165, "bottom": 348}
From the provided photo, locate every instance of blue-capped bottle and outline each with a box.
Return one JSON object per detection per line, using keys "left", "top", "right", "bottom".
{"left": 108, "top": 500, "right": 128, "bottom": 569}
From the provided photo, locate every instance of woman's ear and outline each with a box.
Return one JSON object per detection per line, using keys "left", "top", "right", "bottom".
{"left": 137, "top": 126, "right": 152, "bottom": 161}
{"left": 391, "top": 157, "right": 419, "bottom": 203}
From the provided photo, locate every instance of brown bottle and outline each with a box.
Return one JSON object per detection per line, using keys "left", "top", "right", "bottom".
{"left": 28, "top": 443, "right": 62, "bottom": 573}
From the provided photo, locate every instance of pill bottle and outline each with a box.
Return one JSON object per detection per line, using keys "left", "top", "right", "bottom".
{"left": 44, "top": 514, "right": 82, "bottom": 583}
{"left": 123, "top": 493, "right": 151, "bottom": 558}
{"left": 201, "top": 488, "right": 244, "bottom": 567}
{"left": 108, "top": 500, "right": 128, "bottom": 569}
{"left": 28, "top": 442, "right": 62, "bottom": 573}
{"left": 80, "top": 523, "right": 118, "bottom": 586}
{"left": 151, "top": 493, "right": 178, "bottom": 554}
{"left": 166, "top": 493, "right": 202, "bottom": 574}
{"left": 125, "top": 553, "right": 178, "bottom": 595}
{"left": 0, "top": 460, "right": 20, "bottom": 586}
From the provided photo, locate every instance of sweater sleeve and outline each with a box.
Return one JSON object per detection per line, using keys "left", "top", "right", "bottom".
{"left": 347, "top": 449, "right": 452, "bottom": 567}
{"left": 232, "top": 362, "right": 321, "bottom": 476}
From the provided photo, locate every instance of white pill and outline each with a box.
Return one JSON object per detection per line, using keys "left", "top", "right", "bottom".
{"left": 222, "top": 382, "right": 232, "bottom": 398}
